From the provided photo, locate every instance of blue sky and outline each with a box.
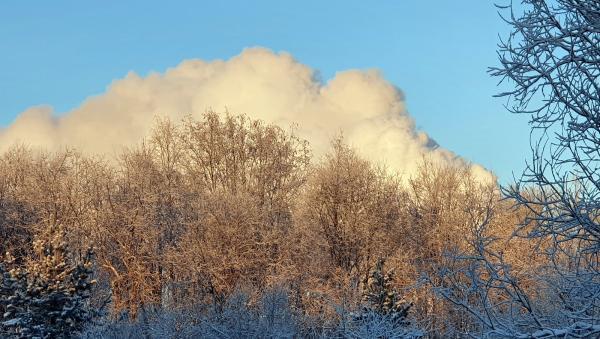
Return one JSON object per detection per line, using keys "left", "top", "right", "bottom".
{"left": 0, "top": 1, "right": 530, "bottom": 181}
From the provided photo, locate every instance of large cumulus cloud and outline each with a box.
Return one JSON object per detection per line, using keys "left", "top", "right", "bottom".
{"left": 0, "top": 47, "right": 491, "bottom": 180}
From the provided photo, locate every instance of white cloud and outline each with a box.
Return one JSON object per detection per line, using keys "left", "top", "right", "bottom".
{"left": 0, "top": 47, "right": 491, "bottom": 181}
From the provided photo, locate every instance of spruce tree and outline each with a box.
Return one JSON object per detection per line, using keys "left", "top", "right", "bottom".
{"left": 0, "top": 224, "right": 95, "bottom": 338}
{"left": 361, "top": 258, "right": 412, "bottom": 324}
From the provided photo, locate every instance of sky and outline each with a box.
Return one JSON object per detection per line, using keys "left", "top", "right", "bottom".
{"left": 0, "top": 1, "right": 531, "bottom": 182}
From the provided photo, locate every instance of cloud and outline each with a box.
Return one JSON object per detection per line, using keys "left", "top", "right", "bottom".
{"left": 0, "top": 47, "right": 491, "bottom": 181}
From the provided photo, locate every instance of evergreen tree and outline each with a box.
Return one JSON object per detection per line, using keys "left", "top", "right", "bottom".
{"left": 361, "top": 258, "right": 412, "bottom": 324}
{"left": 0, "top": 225, "right": 95, "bottom": 338}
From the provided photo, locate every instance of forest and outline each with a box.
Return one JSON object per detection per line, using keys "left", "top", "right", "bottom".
{"left": 0, "top": 111, "right": 532, "bottom": 338}
{"left": 2, "top": 1, "right": 600, "bottom": 338}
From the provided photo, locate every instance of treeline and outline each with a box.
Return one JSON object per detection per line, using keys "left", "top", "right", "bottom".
{"left": 0, "top": 112, "right": 538, "bottom": 337}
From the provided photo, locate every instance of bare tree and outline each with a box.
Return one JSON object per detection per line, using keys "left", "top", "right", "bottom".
{"left": 302, "top": 138, "right": 402, "bottom": 275}
{"left": 401, "top": 160, "right": 500, "bottom": 336}
{"left": 436, "top": 1, "right": 600, "bottom": 337}
{"left": 169, "top": 111, "right": 311, "bottom": 304}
